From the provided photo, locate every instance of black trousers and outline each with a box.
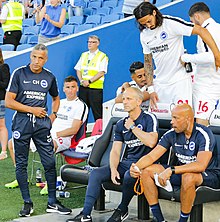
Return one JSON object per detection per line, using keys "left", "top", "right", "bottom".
{"left": 3, "top": 30, "right": 22, "bottom": 49}
{"left": 79, "top": 86, "right": 103, "bottom": 121}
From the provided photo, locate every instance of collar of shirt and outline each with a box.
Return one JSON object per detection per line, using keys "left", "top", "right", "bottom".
{"left": 88, "top": 49, "right": 99, "bottom": 61}
{"left": 202, "top": 17, "right": 214, "bottom": 28}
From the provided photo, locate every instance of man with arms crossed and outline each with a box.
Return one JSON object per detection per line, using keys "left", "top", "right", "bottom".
{"left": 131, "top": 103, "right": 220, "bottom": 222}
{"left": 66, "top": 87, "right": 158, "bottom": 222}
{"left": 181, "top": 2, "right": 220, "bottom": 126}
{"left": 133, "top": 2, "right": 220, "bottom": 109}
{"left": 5, "top": 44, "right": 71, "bottom": 217}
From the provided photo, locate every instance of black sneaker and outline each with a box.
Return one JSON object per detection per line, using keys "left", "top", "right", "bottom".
{"left": 46, "top": 200, "right": 72, "bottom": 215}
{"left": 66, "top": 212, "right": 92, "bottom": 222}
{"left": 107, "top": 208, "right": 129, "bottom": 222}
{"left": 19, "top": 202, "right": 34, "bottom": 217}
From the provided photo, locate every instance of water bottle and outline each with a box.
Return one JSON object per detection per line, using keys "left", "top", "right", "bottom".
{"left": 56, "top": 191, "right": 70, "bottom": 198}
{"left": 184, "top": 49, "right": 193, "bottom": 73}
{"left": 36, "top": 168, "right": 42, "bottom": 183}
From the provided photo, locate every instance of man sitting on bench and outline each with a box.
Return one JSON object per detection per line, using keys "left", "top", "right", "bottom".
{"left": 130, "top": 103, "right": 220, "bottom": 222}
{"left": 66, "top": 87, "right": 158, "bottom": 222}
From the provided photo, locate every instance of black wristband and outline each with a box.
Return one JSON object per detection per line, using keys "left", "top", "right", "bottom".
{"left": 170, "top": 166, "right": 175, "bottom": 174}
{"left": 53, "top": 112, "right": 57, "bottom": 118}
{"left": 88, "top": 79, "right": 92, "bottom": 84}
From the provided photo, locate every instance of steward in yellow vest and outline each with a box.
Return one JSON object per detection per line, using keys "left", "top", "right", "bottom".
{"left": 0, "top": 0, "right": 24, "bottom": 49}
{"left": 75, "top": 35, "right": 109, "bottom": 121}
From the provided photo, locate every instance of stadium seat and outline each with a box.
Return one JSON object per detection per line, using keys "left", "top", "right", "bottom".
{"left": 0, "top": 36, "right": 3, "bottom": 45}
{"left": 0, "top": 28, "right": 4, "bottom": 37}
{"left": 19, "top": 35, "right": 28, "bottom": 44}
{"left": 111, "top": 6, "right": 123, "bottom": 18}
{"left": 83, "top": 8, "right": 94, "bottom": 16}
{"left": 22, "top": 18, "right": 36, "bottom": 28}
{"left": 85, "top": 15, "right": 102, "bottom": 26}
{"left": 23, "top": 26, "right": 40, "bottom": 36}
{"left": 0, "top": 44, "right": 15, "bottom": 51}
{"left": 67, "top": 16, "right": 84, "bottom": 25}
{"left": 101, "top": 14, "right": 120, "bottom": 24}
{"left": 60, "top": 25, "right": 75, "bottom": 37}
{"left": 27, "top": 35, "right": 38, "bottom": 45}
{"left": 102, "top": 0, "right": 118, "bottom": 9}
{"left": 87, "top": 1, "right": 102, "bottom": 9}
{"left": 96, "top": 7, "right": 111, "bottom": 16}
{"left": 74, "top": 24, "right": 94, "bottom": 33}
{"left": 16, "top": 44, "right": 32, "bottom": 51}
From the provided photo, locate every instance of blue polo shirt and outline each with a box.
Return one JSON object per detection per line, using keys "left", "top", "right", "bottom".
{"left": 159, "top": 123, "right": 218, "bottom": 170}
{"left": 114, "top": 111, "right": 158, "bottom": 161}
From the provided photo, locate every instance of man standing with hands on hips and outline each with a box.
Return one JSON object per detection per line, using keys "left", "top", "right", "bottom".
{"left": 75, "top": 35, "right": 108, "bottom": 121}
{"left": 5, "top": 44, "right": 72, "bottom": 217}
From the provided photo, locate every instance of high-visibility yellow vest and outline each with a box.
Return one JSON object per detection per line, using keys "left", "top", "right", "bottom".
{"left": 80, "top": 51, "right": 108, "bottom": 89}
{"left": 2, "top": 2, "right": 24, "bottom": 33}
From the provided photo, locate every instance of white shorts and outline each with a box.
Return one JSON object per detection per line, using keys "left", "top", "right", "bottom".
{"left": 193, "top": 86, "right": 220, "bottom": 120}
{"left": 154, "top": 77, "right": 192, "bottom": 106}
{"left": 29, "top": 135, "right": 72, "bottom": 153}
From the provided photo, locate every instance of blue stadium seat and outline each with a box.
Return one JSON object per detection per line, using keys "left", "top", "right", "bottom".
{"left": 0, "top": 28, "right": 4, "bottom": 37}
{"left": 96, "top": 7, "right": 111, "bottom": 16}
{"left": 102, "top": 0, "right": 118, "bottom": 9}
{"left": 101, "top": 14, "right": 120, "bottom": 24}
{"left": 60, "top": 25, "right": 75, "bottom": 37}
{"left": 74, "top": 24, "right": 94, "bottom": 33}
{"left": 19, "top": 35, "right": 28, "bottom": 44}
{"left": 156, "top": 0, "right": 172, "bottom": 7}
{"left": 67, "top": 16, "right": 84, "bottom": 25}
{"left": 16, "top": 44, "right": 32, "bottom": 51}
{"left": 111, "top": 6, "right": 123, "bottom": 18}
{"left": 85, "top": 15, "right": 102, "bottom": 26}
{"left": 0, "top": 44, "right": 15, "bottom": 51}
{"left": 83, "top": 8, "right": 94, "bottom": 16}
{"left": 23, "top": 26, "right": 40, "bottom": 36}
{"left": 27, "top": 35, "right": 38, "bottom": 45}
{"left": 22, "top": 18, "right": 36, "bottom": 28}
{"left": 87, "top": 1, "right": 102, "bottom": 9}
{"left": 0, "top": 36, "right": 3, "bottom": 45}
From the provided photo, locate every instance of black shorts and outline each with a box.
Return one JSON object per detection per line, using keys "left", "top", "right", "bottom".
{"left": 3, "top": 30, "right": 22, "bottom": 49}
{"left": 162, "top": 164, "right": 220, "bottom": 189}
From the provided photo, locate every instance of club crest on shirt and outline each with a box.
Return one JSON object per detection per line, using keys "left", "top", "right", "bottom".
{"left": 40, "top": 80, "right": 48, "bottom": 88}
{"left": 160, "top": 31, "right": 168, "bottom": 40}
{"left": 67, "top": 106, "right": 72, "bottom": 112}
{"left": 13, "top": 131, "right": 21, "bottom": 139}
{"left": 136, "top": 124, "right": 143, "bottom": 131}
{"left": 189, "top": 141, "right": 195, "bottom": 151}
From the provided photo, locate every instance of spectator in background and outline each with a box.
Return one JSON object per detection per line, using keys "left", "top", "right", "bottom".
{"left": 35, "top": 0, "right": 66, "bottom": 44}
{"left": 181, "top": 2, "right": 220, "bottom": 126}
{"left": 0, "top": 0, "right": 25, "bottom": 50}
{"left": 0, "top": 49, "right": 10, "bottom": 160}
{"left": 68, "top": 0, "right": 84, "bottom": 18}
{"left": 115, "top": 61, "right": 150, "bottom": 111}
{"left": 133, "top": 2, "right": 220, "bottom": 109}
{"left": 122, "top": 0, "right": 148, "bottom": 18}
{"left": 75, "top": 35, "right": 108, "bottom": 121}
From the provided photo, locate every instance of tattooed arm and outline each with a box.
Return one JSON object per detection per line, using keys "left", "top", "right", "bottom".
{"left": 144, "top": 53, "right": 159, "bottom": 109}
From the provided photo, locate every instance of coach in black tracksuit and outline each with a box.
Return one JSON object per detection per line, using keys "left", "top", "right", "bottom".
{"left": 5, "top": 44, "right": 71, "bottom": 217}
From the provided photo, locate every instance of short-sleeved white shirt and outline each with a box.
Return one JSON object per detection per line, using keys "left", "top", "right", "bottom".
{"left": 140, "top": 16, "right": 194, "bottom": 85}
{"left": 50, "top": 97, "right": 88, "bottom": 139}
{"left": 74, "top": 49, "right": 108, "bottom": 73}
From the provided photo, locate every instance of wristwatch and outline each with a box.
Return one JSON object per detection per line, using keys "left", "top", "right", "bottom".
{"left": 53, "top": 112, "right": 57, "bottom": 118}
{"left": 88, "top": 79, "right": 92, "bottom": 84}
{"left": 130, "top": 123, "right": 136, "bottom": 130}
{"left": 170, "top": 166, "right": 175, "bottom": 174}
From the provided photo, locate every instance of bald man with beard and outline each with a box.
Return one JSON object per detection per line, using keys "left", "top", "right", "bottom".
{"left": 130, "top": 103, "right": 220, "bottom": 222}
